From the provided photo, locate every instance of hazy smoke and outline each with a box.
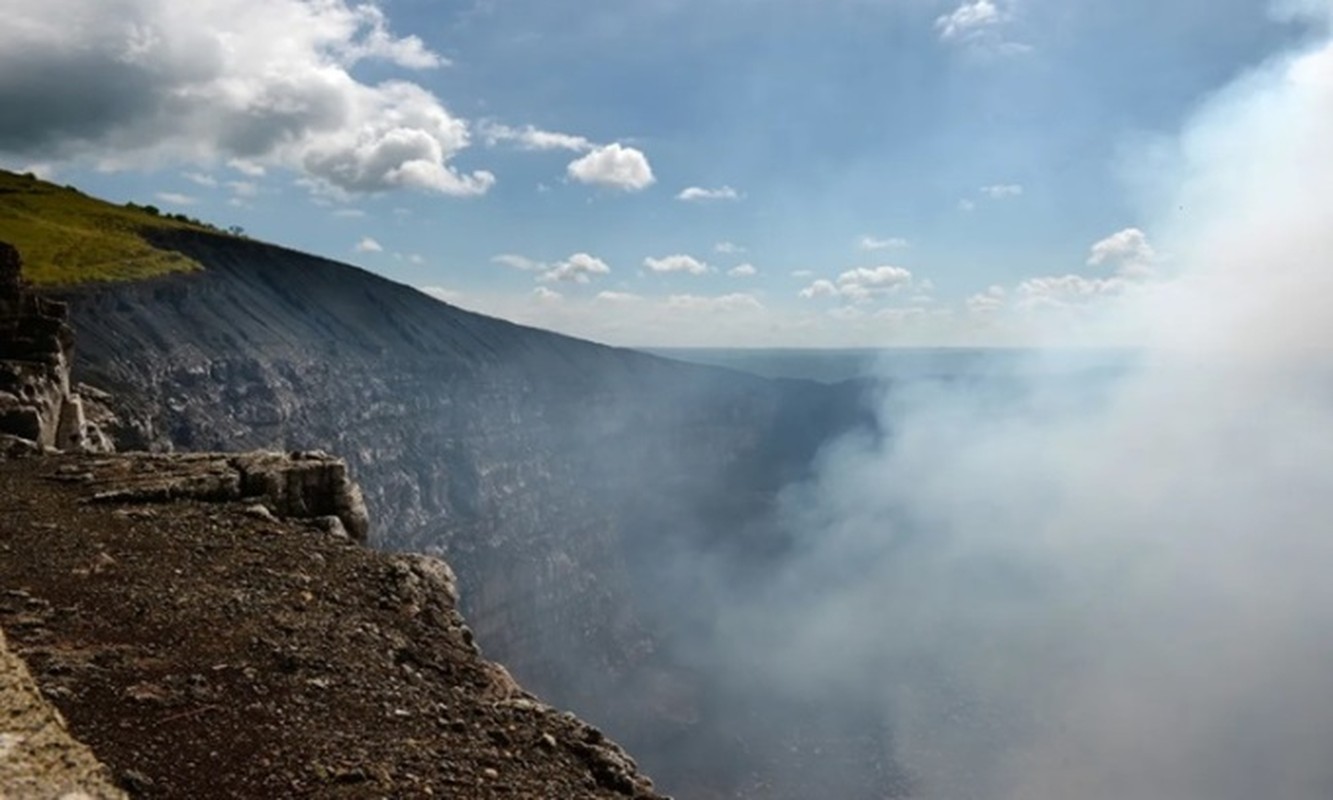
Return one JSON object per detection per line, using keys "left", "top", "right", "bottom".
{"left": 720, "top": 5, "right": 1333, "bottom": 797}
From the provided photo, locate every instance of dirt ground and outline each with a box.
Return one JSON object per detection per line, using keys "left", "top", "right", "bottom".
{"left": 0, "top": 454, "right": 664, "bottom": 799}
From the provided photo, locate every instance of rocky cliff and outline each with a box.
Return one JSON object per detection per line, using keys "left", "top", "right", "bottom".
{"left": 0, "top": 241, "right": 112, "bottom": 456}
{"left": 46, "top": 226, "right": 877, "bottom": 796}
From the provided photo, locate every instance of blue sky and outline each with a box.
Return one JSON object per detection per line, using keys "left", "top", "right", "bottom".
{"left": 0, "top": 0, "right": 1320, "bottom": 346}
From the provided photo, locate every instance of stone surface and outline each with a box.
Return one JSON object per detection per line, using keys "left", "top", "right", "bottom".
{"left": 68, "top": 451, "right": 371, "bottom": 543}
{"left": 1, "top": 628, "right": 127, "bottom": 799}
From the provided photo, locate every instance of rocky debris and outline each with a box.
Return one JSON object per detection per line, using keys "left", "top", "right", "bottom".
{"left": 61, "top": 450, "right": 370, "bottom": 543}
{"left": 1, "top": 628, "right": 127, "bottom": 799}
{"left": 0, "top": 455, "right": 666, "bottom": 798}
{"left": 0, "top": 241, "right": 112, "bottom": 454}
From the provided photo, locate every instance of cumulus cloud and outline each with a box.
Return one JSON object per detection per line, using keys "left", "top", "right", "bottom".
{"left": 800, "top": 265, "right": 915, "bottom": 303}
{"left": 676, "top": 185, "right": 740, "bottom": 202}
{"left": 665, "top": 293, "right": 763, "bottom": 313}
{"left": 715, "top": 241, "right": 746, "bottom": 254}
{"left": 1088, "top": 227, "right": 1157, "bottom": 277}
{"left": 532, "top": 286, "right": 563, "bottom": 301}
{"left": 182, "top": 172, "right": 217, "bottom": 188}
{"left": 965, "top": 284, "right": 1007, "bottom": 313}
{"left": 644, "top": 254, "right": 709, "bottom": 275}
{"left": 539, "top": 253, "right": 612, "bottom": 284}
{"left": 567, "top": 144, "right": 655, "bottom": 191}
{"left": 478, "top": 122, "right": 593, "bottom": 152}
{"left": 0, "top": 0, "right": 493, "bottom": 197}
{"left": 354, "top": 236, "right": 383, "bottom": 253}
{"left": 492, "top": 252, "right": 612, "bottom": 284}
{"left": 858, "top": 235, "right": 909, "bottom": 251}
{"left": 728, "top": 263, "right": 758, "bottom": 277}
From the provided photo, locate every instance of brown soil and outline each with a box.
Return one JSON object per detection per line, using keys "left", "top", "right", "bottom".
{"left": 0, "top": 454, "right": 666, "bottom": 799}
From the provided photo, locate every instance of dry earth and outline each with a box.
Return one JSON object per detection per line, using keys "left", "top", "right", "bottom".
{"left": 0, "top": 454, "right": 665, "bottom": 799}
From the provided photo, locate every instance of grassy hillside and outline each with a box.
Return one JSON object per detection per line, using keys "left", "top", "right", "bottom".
{"left": 0, "top": 170, "right": 207, "bottom": 286}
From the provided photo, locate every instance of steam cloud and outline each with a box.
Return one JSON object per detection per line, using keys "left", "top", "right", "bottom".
{"left": 722, "top": 4, "right": 1333, "bottom": 797}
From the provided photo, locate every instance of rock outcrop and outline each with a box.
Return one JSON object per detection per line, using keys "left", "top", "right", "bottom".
{"left": 0, "top": 241, "right": 112, "bottom": 456}
{"left": 68, "top": 450, "right": 371, "bottom": 543}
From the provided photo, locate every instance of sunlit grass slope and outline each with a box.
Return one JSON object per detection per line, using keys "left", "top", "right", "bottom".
{"left": 0, "top": 169, "right": 208, "bottom": 286}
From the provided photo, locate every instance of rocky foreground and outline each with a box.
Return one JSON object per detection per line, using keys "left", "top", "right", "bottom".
{"left": 0, "top": 452, "right": 665, "bottom": 798}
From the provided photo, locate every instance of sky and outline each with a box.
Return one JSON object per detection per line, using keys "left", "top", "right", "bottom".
{"left": 0, "top": 0, "right": 1319, "bottom": 347}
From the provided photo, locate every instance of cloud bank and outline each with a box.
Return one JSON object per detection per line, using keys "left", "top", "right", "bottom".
{"left": 0, "top": 0, "right": 494, "bottom": 196}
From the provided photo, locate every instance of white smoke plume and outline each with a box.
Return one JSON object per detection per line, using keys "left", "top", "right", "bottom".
{"left": 723, "top": 4, "right": 1333, "bottom": 797}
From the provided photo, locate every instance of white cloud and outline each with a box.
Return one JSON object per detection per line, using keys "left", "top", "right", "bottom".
{"left": 407, "top": 254, "right": 425, "bottom": 266}
{"left": 676, "top": 185, "right": 741, "bottom": 202}
{"left": 665, "top": 293, "right": 763, "bottom": 313}
{"left": 227, "top": 180, "right": 259, "bottom": 198}
{"left": 800, "top": 265, "right": 915, "bottom": 303}
{"left": 935, "top": 1, "right": 1031, "bottom": 56}
{"left": 0, "top": 0, "right": 492, "bottom": 197}
{"left": 1014, "top": 274, "right": 1125, "bottom": 310}
{"left": 791, "top": 269, "right": 815, "bottom": 278}
{"left": 229, "top": 159, "right": 266, "bottom": 177}
{"left": 155, "top": 191, "right": 197, "bottom": 206}
{"left": 644, "top": 254, "right": 709, "bottom": 275}
{"left": 182, "top": 171, "right": 217, "bottom": 187}
{"left": 966, "top": 284, "right": 1007, "bottom": 313}
{"left": 354, "top": 236, "right": 383, "bottom": 253}
{"left": 532, "top": 286, "right": 563, "bottom": 302}
{"left": 539, "top": 253, "right": 611, "bottom": 284}
{"left": 799, "top": 279, "right": 840, "bottom": 299}
{"left": 492, "top": 253, "right": 543, "bottom": 271}
{"left": 567, "top": 144, "right": 655, "bottom": 191}
{"left": 980, "top": 183, "right": 1024, "bottom": 199}
{"left": 1088, "top": 227, "right": 1157, "bottom": 277}
{"left": 595, "top": 291, "right": 644, "bottom": 303}
{"left": 715, "top": 241, "right": 746, "bottom": 254}
{"left": 858, "top": 235, "right": 909, "bottom": 251}
{"left": 958, "top": 198, "right": 977, "bottom": 212}
{"left": 493, "top": 252, "right": 612, "bottom": 284}
{"left": 479, "top": 122, "right": 593, "bottom": 152}
{"left": 935, "top": 0, "right": 1001, "bottom": 41}
{"left": 728, "top": 263, "right": 758, "bottom": 277}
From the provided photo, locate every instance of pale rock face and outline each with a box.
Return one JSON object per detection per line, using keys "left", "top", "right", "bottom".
{"left": 0, "top": 241, "right": 113, "bottom": 454}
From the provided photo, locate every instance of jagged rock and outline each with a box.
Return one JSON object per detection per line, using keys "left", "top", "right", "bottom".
{"left": 72, "top": 451, "right": 370, "bottom": 542}
{"left": 0, "top": 241, "right": 112, "bottom": 454}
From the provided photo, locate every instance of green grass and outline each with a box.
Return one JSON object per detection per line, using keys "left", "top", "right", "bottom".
{"left": 0, "top": 170, "right": 208, "bottom": 286}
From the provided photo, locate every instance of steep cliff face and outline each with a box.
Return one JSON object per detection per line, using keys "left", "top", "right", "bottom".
{"left": 50, "top": 228, "right": 876, "bottom": 795}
